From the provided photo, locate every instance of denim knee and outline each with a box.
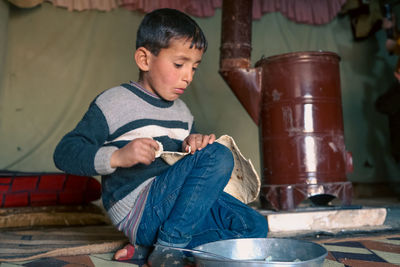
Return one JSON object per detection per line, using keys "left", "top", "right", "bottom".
{"left": 204, "top": 142, "right": 234, "bottom": 181}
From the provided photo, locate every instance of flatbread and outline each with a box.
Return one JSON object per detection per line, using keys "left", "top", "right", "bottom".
{"left": 160, "top": 135, "right": 260, "bottom": 204}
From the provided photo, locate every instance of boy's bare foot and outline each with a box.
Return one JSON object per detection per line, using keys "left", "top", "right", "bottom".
{"left": 114, "top": 244, "right": 134, "bottom": 260}
{"left": 113, "top": 243, "right": 150, "bottom": 262}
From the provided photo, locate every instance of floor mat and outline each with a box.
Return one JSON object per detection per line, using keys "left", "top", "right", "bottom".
{"left": 320, "top": 234, "right": 400, "bottom": 266}
{"left": 0, "top": 225, "right": 128, "bottom": 262}
{"left": 1, "top": 231, "right": 400, "bottom": 266}
{"left": 0, "top": 205, "right": 111, "bottom": 228}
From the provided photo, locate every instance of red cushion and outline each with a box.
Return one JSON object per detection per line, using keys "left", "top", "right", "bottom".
{"left": 0, "top": 173, "right": 101, "bottom": 207}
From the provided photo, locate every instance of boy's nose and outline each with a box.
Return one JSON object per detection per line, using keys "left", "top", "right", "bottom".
{"left": 182, "top": 69, "right": 193, "bottom": 84}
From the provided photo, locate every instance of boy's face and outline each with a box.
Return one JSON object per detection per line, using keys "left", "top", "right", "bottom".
{"left": 139, "top": 38, "right": 203, "bottom": 101}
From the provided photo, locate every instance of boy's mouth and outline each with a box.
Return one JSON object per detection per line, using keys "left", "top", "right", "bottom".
{"left": 175, "top": 88, "right": 186, "bottom": 94}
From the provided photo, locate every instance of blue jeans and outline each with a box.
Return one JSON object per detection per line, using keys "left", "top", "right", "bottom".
{"left": 136, "top": 142, "right": 268, "bottom": 248}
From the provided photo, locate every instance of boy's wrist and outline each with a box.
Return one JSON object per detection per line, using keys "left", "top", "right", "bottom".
{"left": 110, "top": 149, "right": 120, "bottom": 168}
{"left": 94, "top": 146, "right": 118, "bottom": 175}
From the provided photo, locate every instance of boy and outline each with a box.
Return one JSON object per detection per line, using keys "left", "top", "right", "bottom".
{"left": 53, "top": 8, "right": 268, "bottom": 266}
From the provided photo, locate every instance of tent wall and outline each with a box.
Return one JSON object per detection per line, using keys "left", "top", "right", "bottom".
{"left": 0, "top": 3, "right": 399, "bottom": 190}
{"left": 0, "top": 0, "right": 8, "bottom": 89}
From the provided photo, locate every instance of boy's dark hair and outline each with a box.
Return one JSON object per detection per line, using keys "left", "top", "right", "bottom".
{"left": 136, "top": 8, "right": 208, "bottom": 55}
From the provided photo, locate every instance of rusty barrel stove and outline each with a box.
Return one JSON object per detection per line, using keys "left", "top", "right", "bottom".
{"left": 257, "top": 52, "right": 353, "bottom": 210}
{"left": 219, "top": 0, "right": 353, "bottom": 210}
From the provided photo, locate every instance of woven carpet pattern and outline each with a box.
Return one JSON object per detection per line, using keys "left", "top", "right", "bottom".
{"left": 0, "top": 225, "right": 127, "bottom": 262}
{"left": 0, "top": 231, "right": 399, "bottom": 266}
{"left": 322, "top": 235, "right": 400, "bottom": 266}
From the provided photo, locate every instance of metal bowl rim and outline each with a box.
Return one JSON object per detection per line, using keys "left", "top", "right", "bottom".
{"left": 193, "top": 237, "right": 328, "bottom": 264}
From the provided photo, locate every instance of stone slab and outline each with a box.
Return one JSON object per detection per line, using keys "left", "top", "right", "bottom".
{"left": 259, "top": 207, "right": 387, "bottom": 232}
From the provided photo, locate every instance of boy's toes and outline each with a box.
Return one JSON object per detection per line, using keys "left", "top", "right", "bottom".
{"left": 114, "top": 243, "right": 150, "bottom": 262}
{"left": 114, "top": 243, "right": 134, "bottom": 261}
{"left": 114, "top": 249, "right": 125, "bottom": 260}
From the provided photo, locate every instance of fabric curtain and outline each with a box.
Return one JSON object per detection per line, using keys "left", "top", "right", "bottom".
{"left": 47, "top": 0, "right": 120, "bottom": 12}
{"left": 120, "top": 0, "right": 347, "bottom": 24}
{"left": 8, "top": 0, "right": 347, "bottom": 25}
{"left": 251, "top": 0, "right": 347, "bottom": 24}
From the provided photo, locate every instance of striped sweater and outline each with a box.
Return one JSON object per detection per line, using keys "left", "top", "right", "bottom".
{"left": 54, "top": 82, "right": 194, "bottom": 226}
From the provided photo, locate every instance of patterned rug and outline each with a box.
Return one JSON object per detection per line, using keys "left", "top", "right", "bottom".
{"left": 0, "top": 228, "right": 399, "bottom": 266}
{"left": 0, "top": 225, "right": 127, "bottom": 262}
{"left": 320, "top": 234, "right": 400, "bottom": 266}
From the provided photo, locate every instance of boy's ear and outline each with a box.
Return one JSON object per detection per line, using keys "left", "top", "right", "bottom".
{"left": 135, "top": 47, "right": 152, "bottom": 72}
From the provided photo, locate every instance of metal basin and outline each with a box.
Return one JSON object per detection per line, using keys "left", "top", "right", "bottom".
{"left": 193, "top": 238, "right": 327, "bottom": 267}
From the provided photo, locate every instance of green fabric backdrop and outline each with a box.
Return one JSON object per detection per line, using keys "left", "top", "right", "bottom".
{"left": 0, "top": 2, "right": 399, "bottom": 191}
{"left": 0, "top": 0, "right": 8, "bottom": 91}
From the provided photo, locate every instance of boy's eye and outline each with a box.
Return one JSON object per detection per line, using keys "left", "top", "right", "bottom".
{"left": 192, "top": 67, "right": 197, "bottom": 71}
{"left": 174, "top": 63, "right": 183, "bottom": 68}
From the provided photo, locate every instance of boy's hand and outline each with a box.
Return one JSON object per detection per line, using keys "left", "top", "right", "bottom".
{"left": 110, "top": 138, "right": 159, "bottom": 168}
{"left": 182, "top": 134, "right": 216, "bottom": 154}
{"left": 395, "top": 70, "right": 400, "bottom": 82}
